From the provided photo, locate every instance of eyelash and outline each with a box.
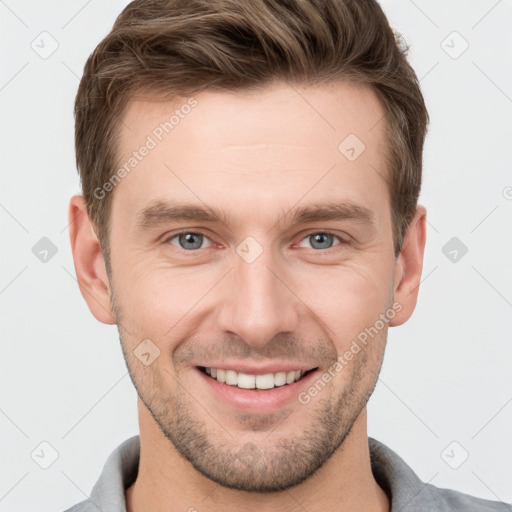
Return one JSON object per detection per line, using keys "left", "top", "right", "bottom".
{"left": 163, "top": 230, "right": 349, "bottom": 253}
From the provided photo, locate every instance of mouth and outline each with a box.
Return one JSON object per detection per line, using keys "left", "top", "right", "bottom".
{"left": 195, "top": 364, "right": 322, "bottom": 413}
{"left": 197, "top": 366, "right": 318, "bottom": 391}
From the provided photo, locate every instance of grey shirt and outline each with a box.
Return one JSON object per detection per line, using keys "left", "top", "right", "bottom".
{"left": 64, "top": 436, "right": 510, "bottom": 511}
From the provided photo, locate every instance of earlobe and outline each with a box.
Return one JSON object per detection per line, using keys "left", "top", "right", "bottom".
{"left": 389, "top": 205, "right": 427, "bottom": 327}
{"left": 68, "top": 195, "right": 116, "bottom": 325}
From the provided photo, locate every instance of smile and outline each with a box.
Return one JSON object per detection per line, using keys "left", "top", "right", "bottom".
{"left": 198, "top": 366, "right": 317, "bottom": 390}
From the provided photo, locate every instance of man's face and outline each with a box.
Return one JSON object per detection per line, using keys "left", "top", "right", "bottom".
{"left": 108, "top": 81, "right": 398, "bottom": 491}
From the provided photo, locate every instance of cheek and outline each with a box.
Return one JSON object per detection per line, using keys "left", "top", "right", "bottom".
{"left": 293, "top": 261, "right": 391, "bottom": 342}
{"left": 112, "top": 259, "right": 218, "bottom": 339}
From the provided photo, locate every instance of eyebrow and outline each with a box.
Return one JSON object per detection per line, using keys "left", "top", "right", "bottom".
{"left": 135, "top": 200, "right": 376, "bottom": 231}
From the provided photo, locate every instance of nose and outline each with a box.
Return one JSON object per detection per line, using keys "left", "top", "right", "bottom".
{"left": 216, "top": 244, "right": 300, "bottom": 349}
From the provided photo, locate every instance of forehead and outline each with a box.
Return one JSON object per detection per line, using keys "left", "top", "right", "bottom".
{"left": 113, "top": 81, "right": 389, "bottom": 229}
{"left": 120, "top": 80, "right": 385, "bottom": 154}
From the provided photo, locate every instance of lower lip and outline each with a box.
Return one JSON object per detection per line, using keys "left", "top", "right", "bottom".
{"left": 194, "top": 367, "right": 319, "bottom": 413}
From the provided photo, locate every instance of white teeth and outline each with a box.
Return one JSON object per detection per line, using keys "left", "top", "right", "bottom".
{"left": 237, "top": 373, "right": 255, "bottom": 389}
{"left": 255, "top": 374, "right": 275, "bottom": 389}
{"left": 202, "top": 367, "right": 306, "bottom": 389}
{"left": 225, "top": 370, "right": 238, "bottom": 385}
{"left": 274, "top": 371, "right": 287, "bottom": 386}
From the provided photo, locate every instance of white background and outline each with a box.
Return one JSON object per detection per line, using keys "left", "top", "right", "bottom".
{"left": 1, "top": 1, "right": 511, "bottom": 510}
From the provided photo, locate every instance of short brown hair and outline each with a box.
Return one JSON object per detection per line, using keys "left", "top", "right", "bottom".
{"left": 74, "top": 0, "right": 429, "bottom": 262}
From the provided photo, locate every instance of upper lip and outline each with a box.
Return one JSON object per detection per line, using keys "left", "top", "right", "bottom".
{"left": 196, "top": 363, "right": 318, "bottom": 375}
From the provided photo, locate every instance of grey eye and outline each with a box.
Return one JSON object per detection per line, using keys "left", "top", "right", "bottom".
{"left": 299, "top": 232, "right": 341, "bottom": 250}
{"left": 310, "top": 233, "right": 333, "bottom": 250}
{"left": 170, "top": 232, "right": 210, "bottom": 251}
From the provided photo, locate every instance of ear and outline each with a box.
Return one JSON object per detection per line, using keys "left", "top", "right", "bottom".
{"left": 389, "top": 205, "right": 427, "bottom": 327}
{"left": 68, "top": 195, "right": 115, "bottom": 324}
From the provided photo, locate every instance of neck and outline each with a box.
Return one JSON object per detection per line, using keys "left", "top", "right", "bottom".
{"left": 126, "top": 401, "right": 389, "bottom": 512}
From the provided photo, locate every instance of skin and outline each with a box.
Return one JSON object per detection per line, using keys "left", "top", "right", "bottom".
{"left": 69, "top": 80, "right": 426, "bottom": 512}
